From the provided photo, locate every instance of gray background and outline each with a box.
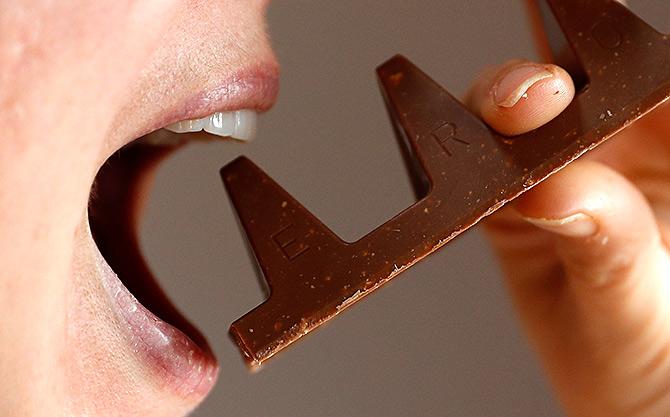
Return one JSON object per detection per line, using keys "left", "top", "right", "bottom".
{"left": 140, "top": 1, "right": 667, "bottom": 416}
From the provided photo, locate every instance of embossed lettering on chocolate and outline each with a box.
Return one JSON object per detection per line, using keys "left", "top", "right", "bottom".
{"left": 221, "top": 0, "right": 670, "bottom": 368}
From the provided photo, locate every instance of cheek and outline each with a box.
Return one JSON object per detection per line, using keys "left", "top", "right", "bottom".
{"left": 1, "top": 1, "right": 181, "bottom": 152}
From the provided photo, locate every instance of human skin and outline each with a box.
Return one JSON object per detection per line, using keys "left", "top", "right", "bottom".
{"left": 0, "top": 1, "right": 669, "bottom": 417}
{"left": 0, "top": 1, "right": 277, "bottom": 416}
{"left": 467, "top": 57, "right": 670, "bottom": 417}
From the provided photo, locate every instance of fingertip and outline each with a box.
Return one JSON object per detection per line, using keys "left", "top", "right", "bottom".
{"left": 467, "top": 60, "right": 575, "bottom": 136}
{"left": 513, "top": 160, "right": 613, "bottom": 222}
{"left": 513, "top": 160, "right": 646, "bottom": 223}
{"left": 513, "top": 160, "right": 661, "bottom": 284}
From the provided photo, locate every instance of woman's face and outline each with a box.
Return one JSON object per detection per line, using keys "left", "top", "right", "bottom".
{"left": 0, "top": 1, "right": 277, "bottom": 416}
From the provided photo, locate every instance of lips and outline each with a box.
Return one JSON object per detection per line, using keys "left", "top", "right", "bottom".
{"left": 85, "top": 60, "right": 279, "bottom": 402}
{"left": 123, "top": 64, "right": 279, "bottom": 149}
{"left": 159, "top": 66, "right": 278, "bottom": 131}
{"left": 91, "top": 229, "right": 219, "bottom": 398}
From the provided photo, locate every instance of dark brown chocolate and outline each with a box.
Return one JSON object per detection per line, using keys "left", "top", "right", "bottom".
{"left": 221, "top": 0, "right": 670, "bottom": 368}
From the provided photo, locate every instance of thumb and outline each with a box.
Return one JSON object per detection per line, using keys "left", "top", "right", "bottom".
{"left": 513, "top": 160, "right": 670, "bottom": 417}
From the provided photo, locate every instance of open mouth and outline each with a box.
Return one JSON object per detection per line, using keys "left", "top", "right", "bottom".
{"left": 84, "top": 66, "right": 278, "bottom": 399}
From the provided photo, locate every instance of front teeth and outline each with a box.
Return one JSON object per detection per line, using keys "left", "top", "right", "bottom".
{"left": 165, "top": 109, "right": 258, "bottom": 141}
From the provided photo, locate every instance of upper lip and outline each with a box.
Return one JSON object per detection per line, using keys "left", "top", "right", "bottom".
{"left": 139, "top": 62, "right": 279, "bottom": 141}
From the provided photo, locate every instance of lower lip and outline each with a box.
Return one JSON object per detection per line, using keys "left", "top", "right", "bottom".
{"left": 90, "top": 228, "right": 219, "bottom": 398}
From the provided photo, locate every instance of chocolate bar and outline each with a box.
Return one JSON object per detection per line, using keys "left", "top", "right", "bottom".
{"left": 222, "top": 0, "right": 670, "bottom": 367}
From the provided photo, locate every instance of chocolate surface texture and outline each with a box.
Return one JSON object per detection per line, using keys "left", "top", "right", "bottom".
{"left": 221, "top": 0, "right": 670, "bottom": 368}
